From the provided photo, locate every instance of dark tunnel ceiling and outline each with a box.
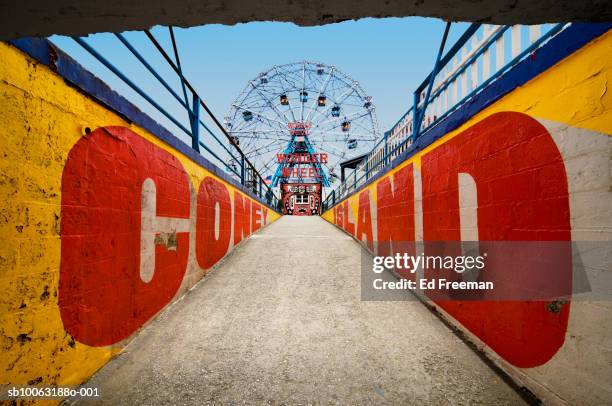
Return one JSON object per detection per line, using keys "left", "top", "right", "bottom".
{"left": 1, "top": 0, "right": 611, "bottom": 40}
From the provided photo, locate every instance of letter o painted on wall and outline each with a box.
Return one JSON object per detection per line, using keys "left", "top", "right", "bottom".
{"left": 196, "top": 177, "right": 231, "bottom": 269}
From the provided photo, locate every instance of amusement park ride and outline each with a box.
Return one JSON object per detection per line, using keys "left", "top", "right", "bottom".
{"left": 225, "top": 61, "right": 380, "bottom": 215}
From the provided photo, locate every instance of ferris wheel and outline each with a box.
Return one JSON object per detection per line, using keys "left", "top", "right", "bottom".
{"left": 224, "top": 61, "right": 380, "bottom": 186}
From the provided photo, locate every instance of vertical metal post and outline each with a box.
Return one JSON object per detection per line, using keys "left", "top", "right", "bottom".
{"left": 332, "top": 190, "right": 335, "bottom": 205}
{"left": 413, "top": 21, "right": 452, "bottom": 140}
{"left": 259, "top": 178, "right": 262, "bottom": 198}
{"left": 366, "top": 158, "right": 369, "bottom": 181}
{"left": 240, "top": 155, "right": 245, "bottom": 185}
{"left": 412, "top": 92, "right": 420, "bottom": 140}
{"left": 169, "top": 26, "right": 194, "bottom": 138}
{"left": 383, "top": 131, "right": 389, "bottom": 166}
{"left": 354, "top": 169, "right": 357, "bottom": 190}
{"left": 191, "top": 95, "right": 200, "bottom": 152}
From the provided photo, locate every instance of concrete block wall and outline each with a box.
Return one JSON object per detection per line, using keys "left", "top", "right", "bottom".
{"left": 0, "top": 42, "right": 280, "bottom": 389}
{"left": 322, "top": 29, "right": 612, "bottom": 404}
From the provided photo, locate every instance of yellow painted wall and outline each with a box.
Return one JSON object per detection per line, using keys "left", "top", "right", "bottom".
{"left": 0, "top": 41, "right": 279, "bottom": 392}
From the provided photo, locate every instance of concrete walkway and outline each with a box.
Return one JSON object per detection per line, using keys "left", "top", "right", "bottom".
{"left": 74, "top": 216, "right": 525, "bottom": 405}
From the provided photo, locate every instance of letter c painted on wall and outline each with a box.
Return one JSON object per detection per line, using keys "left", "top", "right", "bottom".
{"left": 59, "top": 126, "right": 190, "bottom": 346}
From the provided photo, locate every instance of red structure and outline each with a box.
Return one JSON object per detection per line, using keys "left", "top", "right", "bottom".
{"left": 281, "top": 183, "right": 321, "bottom": 215}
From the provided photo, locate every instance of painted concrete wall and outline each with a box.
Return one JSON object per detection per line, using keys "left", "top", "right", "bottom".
{"left": 0, "top": 42, "right": 279, "bottom": 389}
{"left": 322, "top": 30, "right": 612, "bottom": 404}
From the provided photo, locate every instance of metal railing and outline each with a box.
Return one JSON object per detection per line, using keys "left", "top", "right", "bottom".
{"left": 322, "top": 22, "right": 568, "bottom": 211}
{"left": 63, "top": 28, "right": 281, "bottom": 210}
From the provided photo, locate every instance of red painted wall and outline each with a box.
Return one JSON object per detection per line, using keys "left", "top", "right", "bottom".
{"left": 59, "top": 126, "right": 272, "bottom": 346}
{"left": 328, "top": 112, "right": 572, "bottom": 368}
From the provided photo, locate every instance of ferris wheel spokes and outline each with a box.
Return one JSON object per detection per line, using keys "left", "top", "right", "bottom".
{"left": 231, "top": 103, "right": 287, "bottom": 128}
{"left": 244, "top": 142, "right": 287, "bottom": 162}
{"left": 304, "top": 67, "right": 335, "bottom": 123}
{"left": 308, "top": 83, "right": 358, "bottom": 125}
{"left": 225, "top": 61, "right": 380, "bottom": 184}
{"left": 248, "top": 81, "right": 291, "bottom": 125}
{"left": 307, "top": 130, "right": 377, "bottom": 142}
{"left": 314, "top": 109, "right": 373, "bottom": 131}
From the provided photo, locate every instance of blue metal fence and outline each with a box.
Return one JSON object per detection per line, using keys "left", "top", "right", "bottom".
{"left": 66, "top": 28, "right": 281, "bottom": 210}
{"left": 322, "top": 22, "right": 568, "bottom": 211}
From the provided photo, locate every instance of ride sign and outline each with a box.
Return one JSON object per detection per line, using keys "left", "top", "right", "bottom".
{"left": 288, "top": 121, "right": 312, "bottom": 136}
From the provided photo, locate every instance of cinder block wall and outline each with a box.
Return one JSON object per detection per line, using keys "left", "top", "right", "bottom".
{"left": 0, "top": 42, "right": 280, "bottom": 389}
{"left": 322, "top": 30, "right": 612, "bottom": 404}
